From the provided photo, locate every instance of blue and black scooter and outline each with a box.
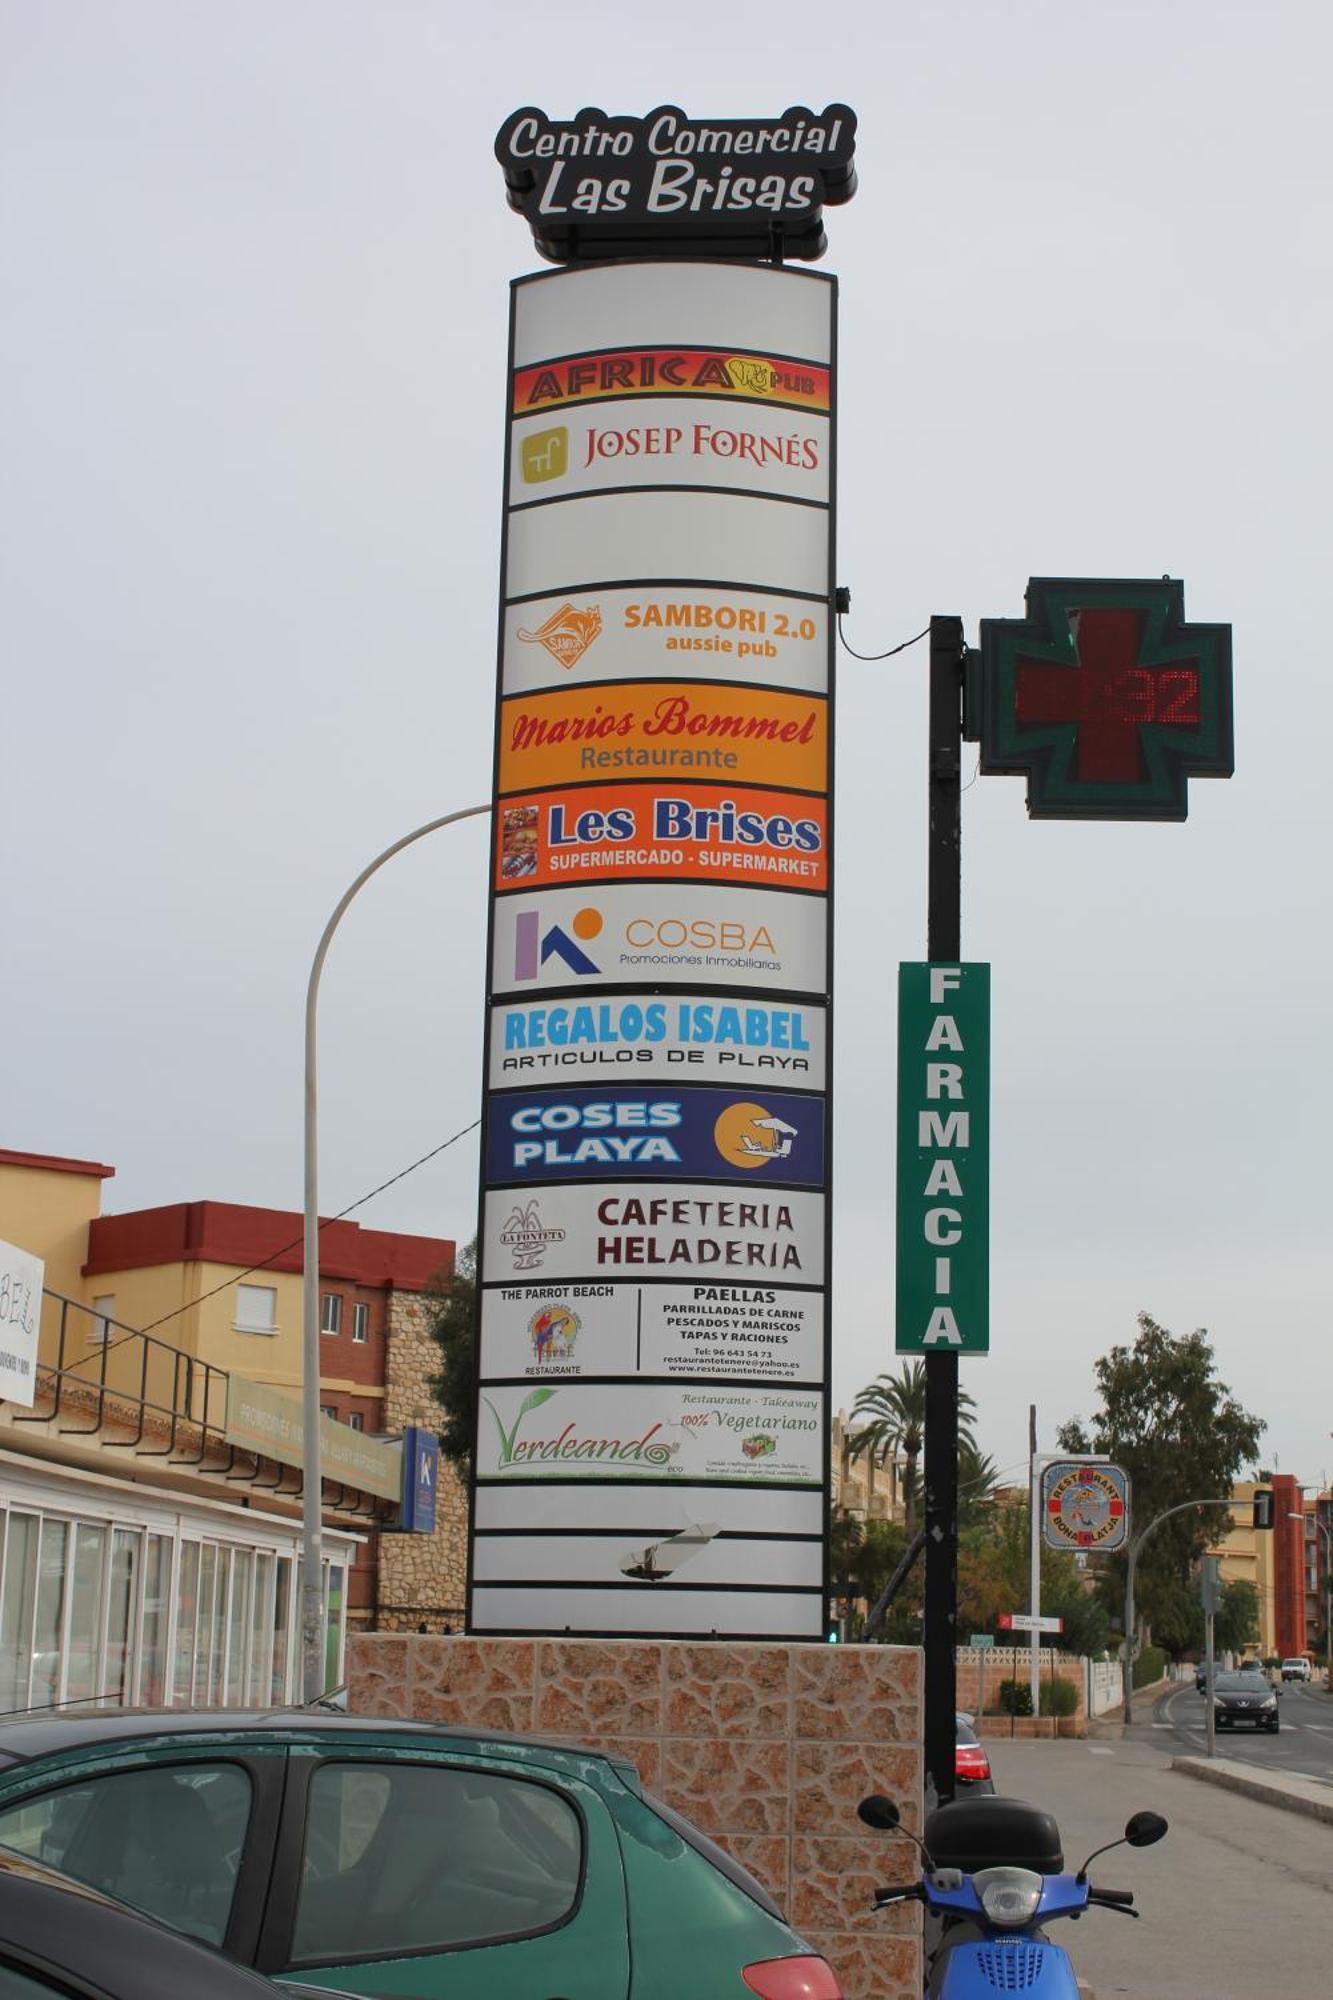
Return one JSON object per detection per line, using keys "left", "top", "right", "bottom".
{"left": 859, "top": 1790, "right": 1167, "bottom": 1996}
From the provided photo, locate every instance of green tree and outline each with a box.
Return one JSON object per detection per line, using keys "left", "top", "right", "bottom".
{"left": 1057, "top": 1312, "right": 1265, "bottom": 1652}
{"left": 425, "top": 1238, "right": 477, "bottom": 1476}
{"left": 849, "top": 1362, "right": 977, "bottom": 1534}
{"left": 958, "top": 1443, "right": 1000, "bottom": 1529}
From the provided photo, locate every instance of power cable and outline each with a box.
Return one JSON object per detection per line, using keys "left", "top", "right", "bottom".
{"left": 87, "top": 1117, "right": 480, "bottom": 1348}
{"left": 836, "top": 617, "right": 930, "bottom": 663}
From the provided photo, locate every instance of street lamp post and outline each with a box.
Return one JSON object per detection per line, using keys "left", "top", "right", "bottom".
{"left": 1122, "top": 1497, "right": 1233, "bottom": 1724}
{"left": 300, "top": 802, "right": 490, "bottom": 1702}
{"left": 1287, "top": 1504, "right": 1332, "bottom": 1687}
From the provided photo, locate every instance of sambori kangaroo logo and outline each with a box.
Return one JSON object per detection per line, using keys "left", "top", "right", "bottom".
{"left": 483, "top": 1387, "right": 680, "bottom": 1472}
{"left": 517, "top": 602, "right": 603, "bottom": 669}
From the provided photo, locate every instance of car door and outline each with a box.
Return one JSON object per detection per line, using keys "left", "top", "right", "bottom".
{"left": 259, "top": 1745, "right": 631, "bottom": 1999}
{"left": 0, "top": 1743, "right": 286, "bottom": 1962}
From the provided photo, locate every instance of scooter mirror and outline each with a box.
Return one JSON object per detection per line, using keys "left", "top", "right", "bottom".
{"left": 1124, "top": 1811, "right": 1168, "bottom": 1848}
{"left": 858, "top": 1795, "right": 901, "bottom": 1832}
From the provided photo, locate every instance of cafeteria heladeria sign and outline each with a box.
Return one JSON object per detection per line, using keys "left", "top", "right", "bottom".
{"left": 496, "top": 103, "right": 858, "bottom": 262}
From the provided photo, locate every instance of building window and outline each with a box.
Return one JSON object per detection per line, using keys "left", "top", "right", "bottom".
{"left": 347, "top": 1412, "right": 364, "bottom": 1433}
{"left": 352, "top": 1302, "right": 369, "bottom": 1344}
{"left": 320, "top": 1405, "right": 338, "bottom": 1422}
{"left": 89, "top": 1295, "right": 115, "bottom": 1343}
{"left": 235, "top": 1285, "right": 277, "bottom": 1334}
{"left": 321, "top": 1293, "right": 342, "bottom": 1335}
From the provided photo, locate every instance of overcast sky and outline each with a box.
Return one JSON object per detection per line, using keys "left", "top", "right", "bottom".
{"left": 4, "top": 1, "right": 1330, "bottom": 1495}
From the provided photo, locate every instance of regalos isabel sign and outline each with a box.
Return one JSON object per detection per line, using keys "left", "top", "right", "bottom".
{"left": 471, "top": 144, "right": 845, "bottom": 1640}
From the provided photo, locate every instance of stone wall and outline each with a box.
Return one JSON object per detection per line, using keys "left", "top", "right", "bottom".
{"left": 376, "top": 1287, "right": 467, "bottom": 1629}
{"left": 347, "top": 1633, "right": 923, "bottom": 1998}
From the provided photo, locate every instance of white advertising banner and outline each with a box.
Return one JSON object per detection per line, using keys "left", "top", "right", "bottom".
{"left": 490, "top": 884, "right": 827, "bottom": 997}
{"left": 476, "top": 1380, "right": 823, "bottom": 1486}
{"left": 475, "top": 1480, "right": 823, "bottom": 1535}
{"left": 0, "top": 1239, "right": 42, "bottom": 1410}
{"left": 482, "top": 1182, "right": 826, "bottom": 1288}
{"left": 472, "top": 1532, "right": 822, "bottom": 1589}
{"left": 512, "top": 261, "right": 834, "bottom": 370}
{"left": 504, "top": 488, "right": 830, "bottom": 602}
{"left": 502, "top": 584, "right": 829, "bottom": 696}
{"left": 488, "top": 993, "right": 827, "bottom": 1091}
{"left": 470, "top": 1584, "right": 824, "bottom": 1640}
{"left": 480, "top": 1279, "right": 824, "bottom": 1384}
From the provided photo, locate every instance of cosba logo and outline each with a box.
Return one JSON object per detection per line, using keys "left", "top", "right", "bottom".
{"left": 512, "top": 905, "right": 604, "bottom": 981}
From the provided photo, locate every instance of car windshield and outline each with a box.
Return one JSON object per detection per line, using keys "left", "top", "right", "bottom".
{"left": 1215, "top": 1674, "right": 1269, "bottom": 1692}
{"left": 955, "top": 1718, "right": 980, "bottom": 1746}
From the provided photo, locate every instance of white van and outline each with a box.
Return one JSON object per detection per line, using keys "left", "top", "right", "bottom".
{"left": 1281, "top": 1656, "right": 1312, "bottom": 1682}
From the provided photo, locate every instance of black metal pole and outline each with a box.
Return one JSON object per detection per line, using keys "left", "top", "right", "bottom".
{"left": 923, "top": 615, "right": 965, "bottom": 1809}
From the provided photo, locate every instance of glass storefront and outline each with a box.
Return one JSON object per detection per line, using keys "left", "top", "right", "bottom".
{"left": 0, "top": 1486, "right": 351, "bottom": 1714}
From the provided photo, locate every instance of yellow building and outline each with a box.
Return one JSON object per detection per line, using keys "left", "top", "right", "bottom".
{"left": 0, "top": 1147, "right": 458, "bottom": 1712}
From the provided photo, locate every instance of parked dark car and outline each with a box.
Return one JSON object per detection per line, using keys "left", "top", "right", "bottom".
{"left": 0, "top": 1709, "right": 841, "bottom": 1999}
{"left": 1211, "top": 1671, "right": 1280, "bottom": 1732}
{"left": 954, "top": 1713, "right": 995, "bottom": 1795}
{"left": 0, "top": 1845, "right": 337, "bottom": 2000}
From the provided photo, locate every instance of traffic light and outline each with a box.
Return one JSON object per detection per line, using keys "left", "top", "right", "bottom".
{"left": 1253, "top": 1489, "right": 1275, "bottom": 1531}
{"left": 1200, "top": 1555, "right": 1222, "bottom": 1614}
{"left": 825, "top": 1624, "right": 840, "bottom": 1644}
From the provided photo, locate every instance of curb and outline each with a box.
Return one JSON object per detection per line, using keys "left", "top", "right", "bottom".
{"left": 1170, "top": 1754, "right": 1333, "bottom": 1827}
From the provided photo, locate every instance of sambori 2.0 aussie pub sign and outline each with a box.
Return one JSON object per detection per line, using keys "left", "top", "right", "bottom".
{"left": 470, "top": 106, "right": 856, "bottom": 1639}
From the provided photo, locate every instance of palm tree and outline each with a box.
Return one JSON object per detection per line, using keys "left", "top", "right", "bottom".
{"left": 957, "top": 1441, "right": 1000, "bottom": 1528}
{"left": 849, "top": 1362, "right": 977, "bottom": 1535}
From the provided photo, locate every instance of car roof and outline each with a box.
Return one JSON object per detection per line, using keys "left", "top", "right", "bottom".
{"left": 0, "top": 1706, "right": 641, "bottom": 1788}
{"left": 0, "top": 1848, "right": 295, "bottom": 1999}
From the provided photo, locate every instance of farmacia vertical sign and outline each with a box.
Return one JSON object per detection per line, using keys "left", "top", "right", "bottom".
{"left": 469, "top": 106, "right": 856, "bottom": 1640}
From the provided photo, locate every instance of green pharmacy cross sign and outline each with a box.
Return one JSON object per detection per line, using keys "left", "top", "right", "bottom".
{"left": 976, "top": 577, "right": 1234, "bottom": 821}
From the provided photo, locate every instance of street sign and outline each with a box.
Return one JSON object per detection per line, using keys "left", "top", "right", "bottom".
{"left": 969, "top": 1633, "right": 995, "bottom": 1649}
{"left": 1041, "top": 1459, "right": 1131, "bottom": 1552}
{"left": 975, "top": 577, "right": 1234, "bottom": 821}
{"left": 998, "top": 1612, "right": 1064, "bottom": 1634}
{"left": 895, "top": 962, "right": 990, "bottom": 1353}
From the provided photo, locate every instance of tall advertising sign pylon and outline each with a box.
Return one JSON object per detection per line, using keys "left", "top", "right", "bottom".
{"left": 471, "top": 107, "right": 856, "bottom": 1639}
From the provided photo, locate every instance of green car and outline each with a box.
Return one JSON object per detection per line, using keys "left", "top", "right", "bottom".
{"left": 0, "top": 1710, "right": 841, "bottom": 1999}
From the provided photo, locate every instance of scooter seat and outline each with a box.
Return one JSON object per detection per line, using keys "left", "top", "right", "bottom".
{"left": 925, "top": 1794, "right": 1064, "bottom": 1874}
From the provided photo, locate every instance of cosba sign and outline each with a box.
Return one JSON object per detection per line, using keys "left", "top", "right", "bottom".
{"left": 496, "top": 103, "right": 858, "bottom": 263}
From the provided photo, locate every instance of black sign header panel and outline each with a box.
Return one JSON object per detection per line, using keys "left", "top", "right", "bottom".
{"left": 496, "top": 104, "right": 858, "bottom": 264}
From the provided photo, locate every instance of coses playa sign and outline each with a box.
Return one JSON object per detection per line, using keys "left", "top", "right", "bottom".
{"left": 497, "top": 104, "right": 857, "bottom": 263}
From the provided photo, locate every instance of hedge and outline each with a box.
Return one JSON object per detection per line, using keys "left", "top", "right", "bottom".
{"left": 1133, "top": 1644, "right": 1168, "bottom": 1689}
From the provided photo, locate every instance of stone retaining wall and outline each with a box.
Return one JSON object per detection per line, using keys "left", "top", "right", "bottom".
{"left": 347, "top": 1633, "right": 923, "bottom": 1998}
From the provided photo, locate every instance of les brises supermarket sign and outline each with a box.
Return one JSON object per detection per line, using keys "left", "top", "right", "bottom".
{"left": 496, "top": 103, "right": 858, "bottom": 262}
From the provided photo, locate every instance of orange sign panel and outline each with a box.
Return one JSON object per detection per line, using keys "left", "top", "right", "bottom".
{"left": 498, "top": 683, "right": 828, "bottom": 794}
{"left": 497, "top": 784, "right": 828, "bottom": 894}
{"left": 512, "top": 347, "right": 830, "bottom": 416}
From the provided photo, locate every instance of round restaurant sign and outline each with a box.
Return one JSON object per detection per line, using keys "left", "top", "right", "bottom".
{"left": 1041, "top": 1460, "right": 1131, "bottom": 1552}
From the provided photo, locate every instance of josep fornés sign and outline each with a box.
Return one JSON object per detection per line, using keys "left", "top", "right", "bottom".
{"left": 496, "top": 103, "right": 857, "bottom": 263}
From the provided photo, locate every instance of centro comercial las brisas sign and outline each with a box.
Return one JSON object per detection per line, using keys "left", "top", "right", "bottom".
{"left": 469, "top": 105, "right": 857, "bottom": 1643}
{"left": 496, "top": 103, "right": 857, "bottom": 263}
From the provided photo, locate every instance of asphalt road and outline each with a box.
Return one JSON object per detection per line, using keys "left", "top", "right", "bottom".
{"left": 1143, "top": 1677, "right": 1333, "bottom": 1786}
{"left": 981, "top": 1734, "right": 1333, "bottom": 1999}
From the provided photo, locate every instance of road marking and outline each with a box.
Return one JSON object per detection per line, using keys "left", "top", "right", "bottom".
{"left": 1088, "top": 1747, "right": 1114, "bottom": 1756}
{"left": 1151, "top": 1722, "right": 1173, "bottom": 1729}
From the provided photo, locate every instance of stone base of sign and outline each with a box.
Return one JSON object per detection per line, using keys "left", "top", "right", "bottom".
{"left": 346, "top": 1634, "right": 923, "bottom": 1999}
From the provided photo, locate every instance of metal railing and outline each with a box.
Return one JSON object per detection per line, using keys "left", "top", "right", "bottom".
{"left": 14, "top": 1289, "right": 230, "bottom": 1456}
